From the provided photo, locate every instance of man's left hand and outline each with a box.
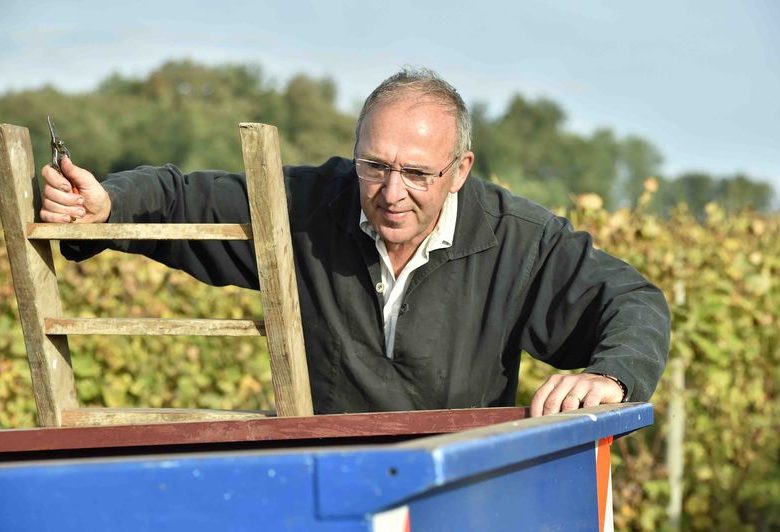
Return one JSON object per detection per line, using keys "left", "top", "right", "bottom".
{"left": 530, "top": 373, "right": 624, "bottom": 417}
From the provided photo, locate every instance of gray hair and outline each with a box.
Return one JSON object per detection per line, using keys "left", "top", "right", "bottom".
{"left": 354, "top": 67, "right": 472, "bottom": 156}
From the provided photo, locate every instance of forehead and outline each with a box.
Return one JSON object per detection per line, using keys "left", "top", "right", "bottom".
{"left": 364, "top": 92, "right": 455, "bottom": 125}
{"left": 358, "top": 94, "right": 457, "bottom": 154}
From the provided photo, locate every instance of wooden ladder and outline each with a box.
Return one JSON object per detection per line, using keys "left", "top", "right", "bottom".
{"left": 0, "top": 122, "right": 313, "bottom": 427}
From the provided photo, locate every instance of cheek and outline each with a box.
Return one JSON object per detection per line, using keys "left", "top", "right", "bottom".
{"left": 358, "top": 183, "right": 376, "bottom": 208}
{"left": 410, "top": 189, "right": 444, "bottom": 217}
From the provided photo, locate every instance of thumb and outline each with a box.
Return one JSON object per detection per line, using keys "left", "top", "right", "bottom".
{"left": 59, "top": 156, "right": 97, "bottom": 190}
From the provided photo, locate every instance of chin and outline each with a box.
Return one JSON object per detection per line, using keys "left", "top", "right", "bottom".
{"left": 377, "top": 226, "right": 415, "bottom": 245}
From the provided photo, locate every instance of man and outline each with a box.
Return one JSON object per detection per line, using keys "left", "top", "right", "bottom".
{"left": 40, "top": 68, "right": 670, "bottom": 416}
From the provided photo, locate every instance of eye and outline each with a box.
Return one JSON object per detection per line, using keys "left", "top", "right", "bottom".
{"left": 364, "top": 160, "right": 387, "bottom": 170}
{"left": 402, "top": 169, "right": 429, "bottom": 180}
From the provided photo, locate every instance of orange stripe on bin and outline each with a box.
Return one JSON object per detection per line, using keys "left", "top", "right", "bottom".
{"left": 596, "top": 436, "right": 613, "bottom": 532}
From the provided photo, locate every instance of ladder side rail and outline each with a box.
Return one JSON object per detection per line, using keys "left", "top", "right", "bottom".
{"left": 0, "top": 124, "right": 78, "bottom": 426}
{"left": 239, "top": 123, "right": 313, "bottom": 417}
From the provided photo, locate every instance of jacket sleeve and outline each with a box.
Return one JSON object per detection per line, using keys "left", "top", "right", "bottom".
{"left": 60, "top": 164, "right": 259, "bottom": 289}
{"left": 520, "top": 215, "right": 670, "bottom": 402}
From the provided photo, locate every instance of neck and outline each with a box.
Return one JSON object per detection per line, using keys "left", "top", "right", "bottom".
{"left": 384, "top": 206, "right": 443, "bottom": 276}
{"left": 384, "top": 242, "right": 419, "bottom": 278}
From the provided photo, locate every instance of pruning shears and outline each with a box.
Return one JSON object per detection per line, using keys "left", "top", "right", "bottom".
{"left": 47, "top": 115, "right": 71, "bottom": 172}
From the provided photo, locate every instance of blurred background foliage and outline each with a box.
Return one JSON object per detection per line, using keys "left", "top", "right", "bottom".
{"left": 519, "top": 186, "right": 780, "bottom": 530}
{"left": 0, "top": 59, "right": 774, "bottom": 213}
{"left": 1, "top": 60, "right": 779, "bottom": 530}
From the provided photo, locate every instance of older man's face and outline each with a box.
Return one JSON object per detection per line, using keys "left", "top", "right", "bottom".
{"left": 355, "top": 96, "right": 472, "bottom": 254}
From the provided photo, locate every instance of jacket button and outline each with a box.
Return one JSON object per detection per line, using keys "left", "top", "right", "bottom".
{"left": 400, "top": 303, "right": 409, "bottom": 313}
{"left": 375, "top": 282, "right": 386, "bottom": 294}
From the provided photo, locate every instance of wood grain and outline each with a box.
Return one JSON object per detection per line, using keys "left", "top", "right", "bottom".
{"left": 0, "top": 408, "right": 529, "bottom": 454}
{"left": 45, "top": 318, "right": 265, "bottom": 336}
{"left": 27, "top": 223, "right": 252, "bottom": 240}
{"left": 240, "top": 123, "right": 313, "bottom": 417}
{"left": 0, "top": 124, "right": 79, "bottom": 426}
{"left": 61, "top": 408, "right": 271, "bottom": 427}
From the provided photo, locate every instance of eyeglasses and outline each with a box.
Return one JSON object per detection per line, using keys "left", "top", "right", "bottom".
{"left": 354, "top": 155, "right": 460, "bottom": 191}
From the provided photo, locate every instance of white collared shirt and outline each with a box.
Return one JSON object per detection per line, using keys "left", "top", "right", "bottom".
{"left": 359, "top": 192, "right": 458, "bottom": 358}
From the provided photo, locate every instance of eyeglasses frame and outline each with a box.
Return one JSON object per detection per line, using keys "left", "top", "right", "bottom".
{"left": 353, "top": 154, "right": 461, "bottom": 191}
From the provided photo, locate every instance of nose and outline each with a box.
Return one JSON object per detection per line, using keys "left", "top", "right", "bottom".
{"left": 381, "top": 168, "right": 408, "bottom": 204}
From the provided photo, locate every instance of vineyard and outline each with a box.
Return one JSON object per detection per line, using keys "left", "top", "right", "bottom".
{"left": 0, "top": 182, "right": 778, "bottom": 530}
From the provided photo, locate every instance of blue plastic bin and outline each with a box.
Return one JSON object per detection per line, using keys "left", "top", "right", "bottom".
{"left": 0, "top": 403, "right": 651, "bottom": 531}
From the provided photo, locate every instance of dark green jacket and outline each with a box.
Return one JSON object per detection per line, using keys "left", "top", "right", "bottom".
{"left": 62, "top": 157, "right": 670, "bottom": 413}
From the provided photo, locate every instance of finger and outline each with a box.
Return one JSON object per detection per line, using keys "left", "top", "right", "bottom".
{"left": 531, "top": 380, "right": 555, "bottom": 417}
{"left": 560, "top": 381, "right": 593, "bottom": 412}
{"left": 44, "top": 184, "right": 84, "bottom": 207}
{"left": 581, "top": 378, "right": 623, "bottom": 408}
{"left": 42, "top": 196, "right": 85, "bottom": 217}
{"left": 39, "top": 209, "right": 74, "bottom": 223}
{"left": 581, "top": 388, "right": 607, "bottom": 408}
{"left": 531, "top": 376, "right": 560, "bottom": 417}
{"left": 531, "top": 375, "right": 563, "bottom": 417}
{"left": 41, "top": 164, "right": 73, "bottom": 193}
{"left": 59, "top": 156, "right": 95, "bottom": 190}
{"left": 543, "top": 377, "right": 581, "bottom": 415}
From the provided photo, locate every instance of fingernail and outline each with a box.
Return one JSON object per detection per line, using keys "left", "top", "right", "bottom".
{"left": 76, "top": 196, "right": 84, "bottom": 205}
{"left": 76, "top": 209, "right": 86, "bottom": 217}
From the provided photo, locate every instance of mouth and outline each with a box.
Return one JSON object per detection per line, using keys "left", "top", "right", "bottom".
{"left": 379, "top": 207, "right": 409, "bottom": 223}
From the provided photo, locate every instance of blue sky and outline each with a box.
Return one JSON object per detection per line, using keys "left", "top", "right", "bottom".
{"left": 2, "top": 0, "right": 778, "bottom": 194}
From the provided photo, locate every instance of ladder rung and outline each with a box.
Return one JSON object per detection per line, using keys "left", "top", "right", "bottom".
{"left": 45, "top": 318, "right": 265, "bottom": 336}
{"left": 27, "top": 223, "right": 252, "bottom": 240}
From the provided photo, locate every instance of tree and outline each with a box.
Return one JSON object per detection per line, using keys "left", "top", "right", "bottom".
{"left": 0, "top": 60, "right": 775, "bottom": 213}
{"left": 564, "top": 128, "right": 619, "bottom": 206}
{"left": 281, "top": 75, "right": 354, "bottom": 164}
{"left": 616, "top": 135, "right": 664, "bottom": 207}
{"left": 718, "top": 174, "right": 774, "bottom": 213}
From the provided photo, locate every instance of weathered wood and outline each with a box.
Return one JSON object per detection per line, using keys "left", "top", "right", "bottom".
{"left": 0, "top": 124, "right": 79, "bottom": 426}
{"left": 2, "top": 121, "right": 312, "bottom": 427}
{"left": 666, "top": 358, "right": 685, "bottom": 530}
{"left": 45, "top": 318, "right": 265, "bottom": 336}
{"left": 239, "top": 123, "right": 313, "bottom": 417}
{"left": 27, "top": 223, "right": 252, "bottom": 240}
{"left": 60, "top": 408, "right": 271, "bottom": 427}
{"left": 0, "top": 408, "right": 529, "bottom": 454}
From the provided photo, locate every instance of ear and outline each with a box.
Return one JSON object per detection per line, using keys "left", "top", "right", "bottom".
{"left": 449, "top": 151, "right": 474, "bottom": 193}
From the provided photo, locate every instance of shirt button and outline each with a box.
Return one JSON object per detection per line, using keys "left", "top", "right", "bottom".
{"left": 375, "top": 282, "right": 386, "bottom": 294}
{"left": 400, "top": 303, "right": 409, "bottom": 313}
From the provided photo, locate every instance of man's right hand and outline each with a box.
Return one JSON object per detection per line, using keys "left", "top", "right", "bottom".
{"left": 40, "top": 157, "right": 111, "bottom": 223}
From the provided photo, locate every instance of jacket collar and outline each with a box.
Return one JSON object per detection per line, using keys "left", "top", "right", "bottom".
{"left": 448, "top": 176, "right": 498, "bottom": 260}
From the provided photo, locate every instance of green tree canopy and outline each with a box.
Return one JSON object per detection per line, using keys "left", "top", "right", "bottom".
{"left": 0, "top": 59, "right": 773, "bottom": 213}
